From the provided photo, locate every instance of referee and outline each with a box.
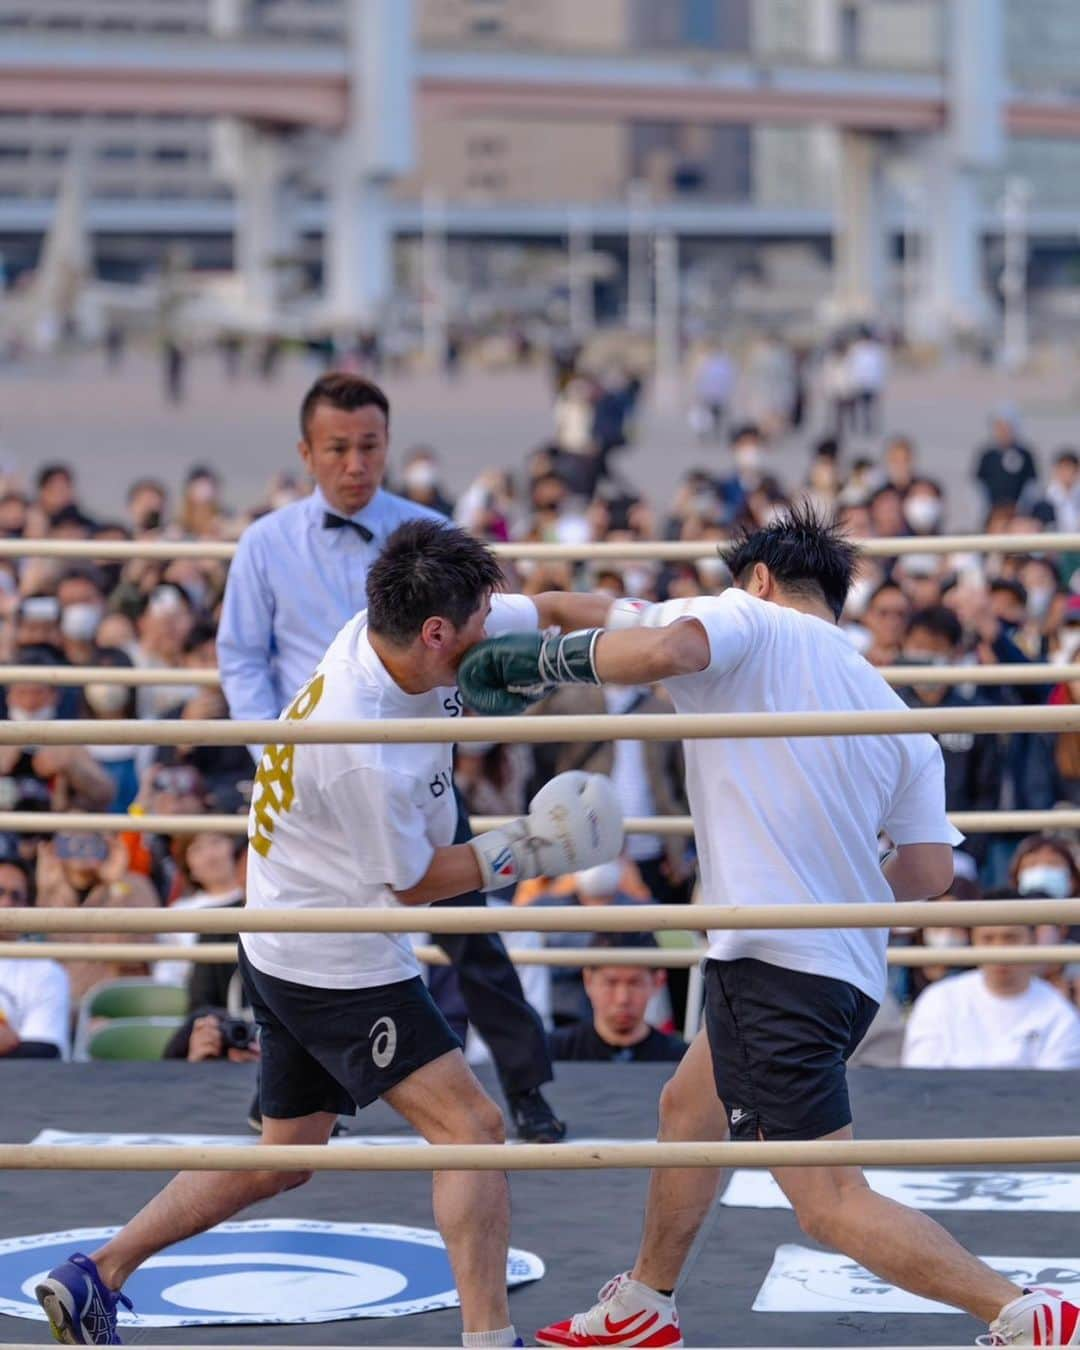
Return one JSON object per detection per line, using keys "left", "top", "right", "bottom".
{"left": 461, "top": 505, "right": 1080, "bottom": 1347}
{"left": 219, "top": 372, "right": 563, "bottom": 1142}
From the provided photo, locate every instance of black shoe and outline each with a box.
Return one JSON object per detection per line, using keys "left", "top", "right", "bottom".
{"left": 507, "top": 1088, "right": 566, "bottom": 1143}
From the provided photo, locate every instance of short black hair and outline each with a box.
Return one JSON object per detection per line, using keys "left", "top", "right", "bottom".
{"left": 908, "top": 605, "right": 962, "bottom": 648}
{"left": 59, "top": 563, "right": 107, "bottom": 593}
{"left": 990, "top": 577, "right": 1027, "bottom": 606}
{"left": 585, "top": 931, "right": 660, "bottom": 967}
{"left": 721, "top": 503, "right": 857, "bottom": 620}
{"left": 366, "top": 520, "right": 504, "bottom": 646}
{"left": 36, "top": 463, "right": 73, "bottom": 490}
{"left": 300, "top": 372, "right": 390, "bottom": 440}
{"left": 1055, "top": 448, "right": 1079, "bottom": 467}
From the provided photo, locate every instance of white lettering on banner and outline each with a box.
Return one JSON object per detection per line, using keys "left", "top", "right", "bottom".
{"left": 754, "top": 1244, "right": 1080, "bottom": 1315}
{"left": 722, "top": 1168, "right": 1080, "bottom": 1213}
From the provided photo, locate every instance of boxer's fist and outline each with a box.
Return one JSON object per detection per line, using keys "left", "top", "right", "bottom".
{"left": 470, "top": 771, "right": 624, "bottom": 891}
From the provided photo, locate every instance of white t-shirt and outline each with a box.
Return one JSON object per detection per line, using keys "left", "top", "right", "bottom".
{"left": 242, "top": 594, "right": 539, "bottom": 990}
{"left": 0, "top": 951, "right": 71, "bottom": 1057}
{"left": 153, "top": 888, "right": 244, "bottom": 988}
{"left": 639, "top": 590, "right": 962, "bottom": 1002}
{"left": 902, "top": 970, "right": 1080, "bottom": 1069}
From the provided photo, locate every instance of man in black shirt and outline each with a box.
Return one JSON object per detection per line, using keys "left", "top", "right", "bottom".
{"left": 548, "top": 934, "right": 687, "bottom": 1064}
{"left": 973, "top": 410, "right": 1038, "bottom": 522}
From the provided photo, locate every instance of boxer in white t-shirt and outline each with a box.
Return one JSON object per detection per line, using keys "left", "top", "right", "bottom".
{"left": 35, "top": 521, "right": 623, "bottom": 1350}
{"left": 461, "top": 504, "right": 1080, "bottom": 1348}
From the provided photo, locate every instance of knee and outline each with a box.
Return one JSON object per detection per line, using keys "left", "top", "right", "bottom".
{"left": 658, "top": 1075, "right": 715, "bottom": 1140}
{"left": 472, "top": 1097, "right": 507, "bottom": 1146}
{"left": 794, "top": 1197, "right": 835, "bottom": 1247}
{"left": 793, "top": 1177, "right": 863, "bottom": 1247}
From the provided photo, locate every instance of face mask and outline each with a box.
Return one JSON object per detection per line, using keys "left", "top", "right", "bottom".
{"left": 8, "top": 703, "right": 57, "bottom": 722}
{"left": 554, "top": 514, "right": 591, "bottom": 546}
{"left": 734, "top": 446, "right": 761, "bottom": 474}
{"left": 843, "top": 576, "right": 875, "bottom": 618}
{"left": 1027, "top": 585, "right": 1056, "bottom": 620}
{"left": 1018, "top": 864, "right": 1072, "bottom": 899}
{"left": 85, "top": 683, "right": 130, "bottom": 716}
{"left": 903, "top": 496, "right": 942, "bottom": 532}
{"left": 60, "top": 602, "right": 104, "bottom": 643}
{"left": 404, "top": 462, "right": 438, "bottom": 491}
{"left": 923, "top": 928, "right": 968, "bottom": 949}
{"left": 696, "top": 556, "right": 728, "bottom": 585}
{"left": 623, "top": 567, "right": 655, "bottom": 596}
{"left": 904, "top": 651, "right": 949, "bottom": 667}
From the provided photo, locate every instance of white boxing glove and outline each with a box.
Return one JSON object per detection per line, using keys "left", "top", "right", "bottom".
{"left": 470, "top": 770, "right": 624, "bottom": 892}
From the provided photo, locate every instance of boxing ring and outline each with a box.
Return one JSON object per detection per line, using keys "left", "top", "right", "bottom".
{"left": 1, "top": 530, "right": 1080, "bottom": 1347}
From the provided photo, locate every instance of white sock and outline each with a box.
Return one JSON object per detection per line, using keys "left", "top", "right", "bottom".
{"left": 462, "top": 1326, "right": 518, "bottom": 1347}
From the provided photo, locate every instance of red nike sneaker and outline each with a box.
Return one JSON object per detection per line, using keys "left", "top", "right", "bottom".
{"left": 979, "top": 1290, "right": 1080, "bottom": 1345}
{"left": 536, "top": 1272, "right": 682, "bottom": 1348}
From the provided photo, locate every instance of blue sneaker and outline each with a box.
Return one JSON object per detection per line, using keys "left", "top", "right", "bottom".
{"left": 35, "top": 1252, "right": 132, "bottom": 1345}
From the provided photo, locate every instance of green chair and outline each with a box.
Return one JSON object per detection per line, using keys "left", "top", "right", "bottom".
{"left": 86, "top": 1017, "right": 183, "bottom": 1062}
{"left": 74, "top": 978, "right": 188, "bottom": 1061}
{"left": 85, "top": 979, "right": 188, "bottom": 1019}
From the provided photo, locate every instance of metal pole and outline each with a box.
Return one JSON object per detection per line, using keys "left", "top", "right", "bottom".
{"left": 654, "top": 230, "right": 680, "bottom": 408}
{"left": 1001, "top": 176, "right": 1029, "bottom": 372}
{"left": 627, "top": 179, "right": 652, "bottom": 333}
{"left": 421, "top": 187, "right": 448, "bottom": 370}
{"left": 568, "top": 206, "right": 592, "bottom": 342}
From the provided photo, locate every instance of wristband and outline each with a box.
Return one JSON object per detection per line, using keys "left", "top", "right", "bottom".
{"left": 536, "top": 629, "right": 602, "bottom": 687}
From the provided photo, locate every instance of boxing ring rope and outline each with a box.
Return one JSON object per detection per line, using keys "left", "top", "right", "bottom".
{"left": 2, "top": 899, "right": 1078, "bottom": 936}
{"left": 1, "top": 943, "right": 1076, "bottom": 969}
{"left": 1, "top": 808, "right": 1078, "bottom": 836}
{"left": 4, "top": 1135, "right": 1080, "bottom": 1173}
{"left": 4, "top": 662, "right": 1077, "bottom": 689}
{"left": 1, "top": 531, "right": 1077, "bottom": 562}
{"left": 1, "top": 705, "right": 1080, "bottom": 749}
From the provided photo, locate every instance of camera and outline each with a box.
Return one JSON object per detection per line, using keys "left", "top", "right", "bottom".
{"left": 218, "top": 1017, "right": 256, "bottom": 1052}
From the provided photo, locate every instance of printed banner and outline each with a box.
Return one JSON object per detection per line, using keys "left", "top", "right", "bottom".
{"left": 723, "top": 1168, "right": 1080, "bottom": 1213}
{"left": 753, "top": 1244, "right": 1080, "bottom": 1314}
{"left": 0, "top": 1221, "right": 544, "bottom": 1327}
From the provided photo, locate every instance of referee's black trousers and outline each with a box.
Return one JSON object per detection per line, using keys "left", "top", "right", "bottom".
{"left": 427, "top": 791, "right": 553, "bottom": 1096}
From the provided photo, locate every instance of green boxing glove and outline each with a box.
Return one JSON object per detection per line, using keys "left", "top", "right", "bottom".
{"left": 457, "top": 629, "right": 602, "bottom": 716}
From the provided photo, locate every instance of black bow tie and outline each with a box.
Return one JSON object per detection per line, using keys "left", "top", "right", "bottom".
{"left": 323, "top": 512, "right": 374, "bottom": 542}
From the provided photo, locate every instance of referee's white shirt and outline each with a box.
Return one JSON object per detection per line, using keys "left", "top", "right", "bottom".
{"left": 242, "top": 593, "right": 539, "bottom": 990}
{"left": 643, "top": 589, "right": 963, "bottom": 1004}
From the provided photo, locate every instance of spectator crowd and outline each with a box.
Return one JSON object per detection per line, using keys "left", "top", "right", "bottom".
{"left": 4, "top": 346, "right": 1080, "bottom": 1079}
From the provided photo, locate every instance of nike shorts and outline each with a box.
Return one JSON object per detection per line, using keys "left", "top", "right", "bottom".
{"left": 703, "top": 957, "right": 878, "bottom": 1142}
{"left": 238, "top": 947, "right": 461, "bottom": 1119}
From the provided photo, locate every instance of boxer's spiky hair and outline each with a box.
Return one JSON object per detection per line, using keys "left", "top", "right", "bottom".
{"left": 722, "top": 502, "right": 857, "bottom": 620}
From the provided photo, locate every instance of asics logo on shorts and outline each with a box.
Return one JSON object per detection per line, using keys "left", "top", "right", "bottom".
{"left": 369, "top": 1016, "right": 397, "bottom": 1069}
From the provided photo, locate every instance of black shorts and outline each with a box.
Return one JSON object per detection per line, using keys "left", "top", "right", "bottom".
{"left": 239, "top": 947, "right": 461, "bottom": 1119}
{"left": 703, "top": 957, "right": 878, "bottom": 1142}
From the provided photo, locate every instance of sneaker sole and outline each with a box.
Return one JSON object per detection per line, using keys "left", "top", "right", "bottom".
{"left": 535, "top": 1337, "right": 683, "bottom": 1349}
{"left": 34, "top": 1280, "right": 81, "bottom": 1345}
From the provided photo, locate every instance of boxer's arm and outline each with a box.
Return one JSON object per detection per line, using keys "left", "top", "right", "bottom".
{"left": 532, "top": 590, "right": 614, "bottom": 633}
{"left": 592, "top": 622, "right": 710, "bottom": 684}
{"left": 881, "top": 842, "right": 954, "bottom": 901}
